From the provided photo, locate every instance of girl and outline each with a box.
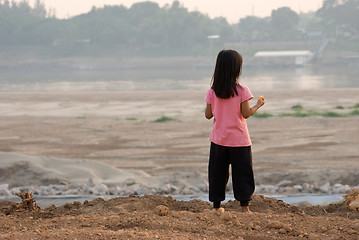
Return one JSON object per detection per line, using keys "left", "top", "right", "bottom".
{"left": 204, "top": 49, "right": 265, "bottom": 212}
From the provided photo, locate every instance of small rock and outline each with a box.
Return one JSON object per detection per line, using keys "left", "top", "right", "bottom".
{"left": 170, "top": 185, "right": 179, "bottom": 194}
{"left": 308, "top": 233, "right": 319, "bottom": 239}
{"left": 158, "top": 184, "right": 171, "bottom": 194}
{"left": 137, "top": 231, "right": 149, "bottom": 237}
{"left": 302, "top": 183, "right": 311, "bottom": 192}
{"left": 124, "top": 178, "right": 136, "bottom": 186}
{"left": 233, "top": 219, "right": 242, "bottom": 226}
{"left": 182, "top": 188, "right": 195, "bottom": 195}
{"left": 64, "top": 203, "right": 72, "bottom": 209}
{"left": 296, "top": 201, "right": 312, "bottom": 208}
{"left": 220, "top": 211, "right": 233, "bottom": 221}
{"left": 258, "top": 185, "right": 279, "bottom": 194}
{"left": 332, "top": 183, "right": 351, "bottom": 194}
{"left": 64, "top": 189, "right": 80, "bottom": 195}
{"left": 348, "top": 200, "right": 359, "bottom": 211}
{"left": 0, "top": 184, "right": 14, "bottom": 197}
{"left": 319, "top": 182, "right": 330, "bottom": 193}
{"left": 277, "top": 180, "right": 292, "bottom": 187}
{"left": 198, "top": 182, "right": 209, "bottom": 192}
{"left": 154, "top": 205, "right": 169, "bottom": 216}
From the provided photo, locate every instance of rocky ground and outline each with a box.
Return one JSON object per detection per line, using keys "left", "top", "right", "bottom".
{"left": 1, "top": 190, "right": 359, "bottom": 240}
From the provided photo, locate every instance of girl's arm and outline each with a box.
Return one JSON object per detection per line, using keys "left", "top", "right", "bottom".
{"left": 205, "top": 104, "right": 213, "bottom": 119}
{"left": 241, "top": 97, "right": 265, "bottom": 119}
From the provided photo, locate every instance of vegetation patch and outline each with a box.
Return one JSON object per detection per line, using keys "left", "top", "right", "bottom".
{"left": 253, "top": 112, "right": 273, "bottom": 118}
{"left": 262, "top": 103, "right": 359, "bottom": 118}
{"left": 318, "top": 111, "right": 344, "bottom": 117}
{"left": 126, "top": 117, "right": 137, "bottom": 121}
{"left": 279, "top": 111, "right": 312, "bottom": 117}
{"left": 291, "top": 104, "right": 303, "bottom": 110}
{"left": 152, "top": 115, "right": 177, "bottom": 122}
{"left": 350, "top": 109, "right": 359, "bottom": 116}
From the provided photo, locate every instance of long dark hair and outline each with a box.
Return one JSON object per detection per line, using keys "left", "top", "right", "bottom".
{"left": 211, "top": 49, "right": 243, "bottom": 99}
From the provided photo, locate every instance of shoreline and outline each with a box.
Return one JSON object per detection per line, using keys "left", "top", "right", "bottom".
{"left": 0, "top": 192, "right": 346, "bottom": 209}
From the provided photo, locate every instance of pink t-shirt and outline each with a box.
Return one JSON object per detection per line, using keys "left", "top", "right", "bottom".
{"left": 205, "top": 84, "right": 253, "bottom": 147}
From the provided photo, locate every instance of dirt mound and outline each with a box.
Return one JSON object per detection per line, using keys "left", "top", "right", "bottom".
{"left": 302, "top": 190, "right": 359, "bottom": 219}
{"left": 224, "top": 195, "right": 300, "bottom": 214}
{"left": 1, "top": 192, "right": 359, "bottom": 239}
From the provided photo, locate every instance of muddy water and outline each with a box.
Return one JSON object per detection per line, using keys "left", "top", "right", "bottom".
{"left": 1, "top": 65, "right": 358, "bottom": 92}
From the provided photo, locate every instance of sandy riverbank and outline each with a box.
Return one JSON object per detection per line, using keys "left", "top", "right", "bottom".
{"left": 0, "top": 89, "right": 359, "bottom": 239}
{"left": 0, "top": 89, "right": 358, "bottom": 189}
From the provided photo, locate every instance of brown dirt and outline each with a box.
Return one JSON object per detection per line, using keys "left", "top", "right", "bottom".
{"left": 1, "top": 191, "right": 359, "bottom": 240}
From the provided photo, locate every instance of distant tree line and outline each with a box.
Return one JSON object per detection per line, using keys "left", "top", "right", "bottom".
{"left": 0, "top": 0, "right": 358, "bottom": 57}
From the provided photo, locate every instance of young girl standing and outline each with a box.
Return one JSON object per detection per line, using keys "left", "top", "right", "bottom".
{"left": 204, "top": 49, "right": 265, "bottom": 212}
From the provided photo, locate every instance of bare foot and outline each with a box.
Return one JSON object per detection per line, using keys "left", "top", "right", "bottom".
{"left": 240, "top": 206, "right": 252, "bottom": 214}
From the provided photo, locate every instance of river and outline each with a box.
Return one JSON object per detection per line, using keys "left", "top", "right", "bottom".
{"left": 0, "top": 65, "right": 358, "bottom": 92}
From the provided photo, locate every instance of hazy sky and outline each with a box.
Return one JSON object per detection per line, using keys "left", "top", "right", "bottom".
{"left": 20, "top": 0, "right": 322, "bottom": 23}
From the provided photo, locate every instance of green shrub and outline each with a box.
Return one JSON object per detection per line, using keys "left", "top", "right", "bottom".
{"left": 319, "top": 111, "right": 343, "bottom": 117}
{"left": 253, "top": 112, "right": 273, "bottom": 118}
{"left": 280, "top": 112, "right": 311, "bottom": 117}
{"left": 152, "top": 115, "right": 176, "bottom": 122}
{"left": 291, "top": 104, "right": 303, "bottom": 110}
{"left": 350, "top": 109, "right": 359, "bottom": 116}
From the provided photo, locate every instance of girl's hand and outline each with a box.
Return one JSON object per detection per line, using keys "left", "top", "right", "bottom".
{"left": 241, "top": 96, "right": 266, "bottom": 119}
{"left": 256, "top": 96, "right": 265, "bottom": 108}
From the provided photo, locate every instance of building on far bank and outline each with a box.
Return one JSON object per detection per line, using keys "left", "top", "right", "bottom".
{"left": 254, "top": 50, "right": 314, "bottom": 66}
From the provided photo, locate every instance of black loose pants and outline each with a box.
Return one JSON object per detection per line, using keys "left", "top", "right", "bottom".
{"left": 208, "top": 142, "right": 255, "bottom": 206}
